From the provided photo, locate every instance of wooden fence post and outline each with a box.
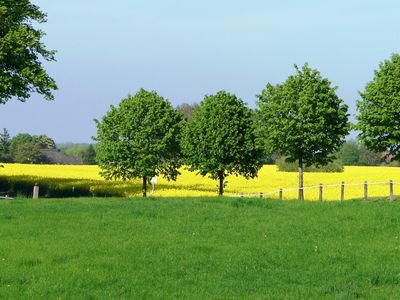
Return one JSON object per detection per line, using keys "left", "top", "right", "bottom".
{"left": 33, "top": 184, "right": 39, "bottom": 199}
{"left": 364, "top": 181, "right": 368, "bottom": 201}
{"left": 319, "top": 184, "right": 323, "bottom": 202}
{"left": 389, "top": 180, "right": 394, "bottom": 202}
{"left": 279, "top": 189, "right": 283, "bottom": 201}
{"left": 340, "top": 181, "right": 345, "bottom": 202}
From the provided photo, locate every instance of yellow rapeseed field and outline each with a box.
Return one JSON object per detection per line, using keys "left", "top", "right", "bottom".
{"left": 1, "top": 163, "right": 399, "bottom": 200}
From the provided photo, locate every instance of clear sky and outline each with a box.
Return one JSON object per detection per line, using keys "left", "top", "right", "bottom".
{"left": 1, "top": 0, "right": 399, "bottom": 143}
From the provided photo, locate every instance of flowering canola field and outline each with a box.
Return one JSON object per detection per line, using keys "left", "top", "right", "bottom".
{"left": 1, "top": 164, "right": 399, "bottom": 200}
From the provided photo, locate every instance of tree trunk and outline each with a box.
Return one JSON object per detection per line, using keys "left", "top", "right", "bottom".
{"left": 298, "top": 158, "right": 304, "bottom": 201}
{"left": 142, "top": 176, "right": 147, "bottom": 197}
{"left": 218, "top": 172, "right": 224, "bottom": 196}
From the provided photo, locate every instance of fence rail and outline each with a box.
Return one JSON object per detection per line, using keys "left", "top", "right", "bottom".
{"left": 238, "top": 180, "right": 400, "bottom": 201}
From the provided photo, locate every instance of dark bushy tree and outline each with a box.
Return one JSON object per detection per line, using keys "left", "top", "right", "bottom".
{"left": 10, "top": 133, "right": 33, "bottom": 158}
{"left": 0, "top": 128, "right": 12, "bottom": 162}
{"left": 182, "top": 91, "right": 263, "bottom": 196}
{"left": 81, "top": 144, "right": 96, "bottom": 165}
{"left": 0, "top": 0, "right": 57, "bottom": 104}
{"left": 357, "top": 54, "right": 400, "bottom": 162}
{"left": 33, "top": 134, "right": 56, "bottom": 149}
{"left": 9, "top": 133, "right": 56, "bottom": 163}
{"left": 257, "top": 64, "right": 349, "bottom": 200}
{"left": 13, "top": 142, "right": 42, "bottom": 163}
{"left": 95, "top": 89, "right": 183, "bottom": 197}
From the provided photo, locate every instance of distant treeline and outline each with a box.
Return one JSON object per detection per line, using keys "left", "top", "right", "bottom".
{"left": 1, "top": 127, "right": 395, "bottom": 168}
{"left": 0, "top": 129, "right": 96, "bottom": 165}
{"left": 273, "top": 139, "right": 398, "bottom": 172}
{"left": 57, "top": 143, "right": 96, "bottom": 164}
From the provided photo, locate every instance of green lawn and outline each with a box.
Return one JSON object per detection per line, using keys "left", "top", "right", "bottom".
{"left": 1, "top": 197, "right": 400, "bottom": 299}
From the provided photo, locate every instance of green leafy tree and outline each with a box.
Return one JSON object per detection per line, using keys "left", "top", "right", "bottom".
{"left": 257, "top": 64, "right": 349, "bottom": 200}
{"left": 0, "top": 128, "right": 11, "bottom": 162}
{"left": 0, "top": 0, "right": 57, "bottom": 104}
{"left": 357, "top": 54, "right": 400, "bottom": 161}
{"left": 33, "top": 134, "right": 56, "bottom": 149}
{"left": 10, "top": 133, "right": 33, "bottom": 158}
{"left": 95, "top": 89, "right": 183, "bottom": 197}
{"left": 9, "top": 133, "right": 55, "bottom": 163}
{"left": 337, "top": 140, "right": 360, "bottom": 166}
{"left": 81, "top": 144, "right": 96, "bottom": 165}
{"left": 59, "top": 143, "right": 90, "bottom": 157}
{"left": 181, "top": 91, "right": 263, "bottom": 196}
{"left": 13, "top": 142, "right": 42, "bottom": 163}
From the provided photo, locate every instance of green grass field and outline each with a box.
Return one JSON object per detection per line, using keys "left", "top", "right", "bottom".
{"left": 1, "top": 197, "right": 400, "bottom": 299}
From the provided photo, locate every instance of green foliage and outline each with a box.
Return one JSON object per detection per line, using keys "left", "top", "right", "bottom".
{"left": 59, "top": 143, "right": 90, "bottom": 157}
{"left": 276, "top": 156, "right": 344, "bottom": 172}
{"left": 337, "top": 140, "right": 361, "bottom": 166}
{"left": 12, "top": 142, "right": 43, "bottom": 163}
{"left": 81, "top": 144, "right": 97, "bottom": 165}
{"left": 33, "top": 134, "right": 56, "bottom": 149}
{"left": 0, "top": 128, "right": 11, "bottom": 162}
{"left": 357, "top": 53, "right": 400, "bottom": 161}
{"left": 181, "top": 91, "right": 263, "bottom": 195}
{"left": 0, "top": 0, "right": 57, "bottom": 104}
{"left": 95, "top": 89, "right": 183, "bottom": 196}
{"left": 58, "top": 143, "right": 97, "bottom": 164}
{"left": 9, "top": 133, "right": 33, "bottom": 158}
{"left": 257, "top": 64, "right": 349, "bottom": 167}
{"left": 1, "top": 198, "right": 400, "bottom": 298}
{"left": 8, "top": 133, "right": 56, "bottom": 163}
{"left": 257, "top": 64, "right": 349, "bottom": 199}
{"left": 336, "top": 140, "right": 382, "bottom": 166}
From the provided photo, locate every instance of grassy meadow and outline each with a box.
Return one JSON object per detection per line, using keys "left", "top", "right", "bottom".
{"left": 0, "top": 163, "right": 399, "bottom": 200}
{"left": 1, "top": 197, "right": 400, "bottom": 298}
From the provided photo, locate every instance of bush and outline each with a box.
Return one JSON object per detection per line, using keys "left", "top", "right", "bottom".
{"left": 276, "top": 157, "right": 344, "bottom": 172}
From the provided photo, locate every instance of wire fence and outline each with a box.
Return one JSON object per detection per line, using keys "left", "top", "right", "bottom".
{"left": 238, "top": 180, "right": 400, "bottom": 201}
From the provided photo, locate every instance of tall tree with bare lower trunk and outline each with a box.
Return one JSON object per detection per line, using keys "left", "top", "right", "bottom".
{"left": 257, "top": 64, "right": 349, "bottom": 200}
{"left": 94, "top": 89, "right": 183, "bottom": 197}
{"left": 181, "top": 91, "right": 263, "bottom": 196}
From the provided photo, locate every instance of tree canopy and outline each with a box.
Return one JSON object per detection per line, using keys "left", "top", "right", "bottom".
{"left": 0, "top": 128, "right": 11, "bottom": 162}
{"left": 95, "top": 89, "right": 183, "bottom": 197}
{"left": 336, "top": 140, "right": 382, "bottom": 166}
{"left": 357, "top": 53, "right": 400, "bottom": 161}
{"left": 81, "top": 144, "right": 96, "bottom": 165}
{"left": 8, "top": 133, "right": 55, "bottom": 163}
{"left": 257, "top": 64, "right": 349, "bottom": 200}
{"left": 181, "top": 90, "right": 263, "bottom": 196}
{"left": 0, "top": 0, "right": 57, "bottom": 104}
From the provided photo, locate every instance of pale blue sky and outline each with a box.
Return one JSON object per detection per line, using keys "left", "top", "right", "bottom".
{"left": 1, "top": 0, "right": 399, "bottom": 142}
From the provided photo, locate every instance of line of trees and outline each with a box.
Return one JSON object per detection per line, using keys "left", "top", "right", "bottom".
{"left": 0, "top": 130, "right": 56, "bottom": 163}
{"left": 58, "top": 143, "right": 97, "bottom": 165}
{"left": 95, "top": 55, "right": 400, "bottom": 199}
{"left": 2, "top": 2, "right": 399, "bottom": 199}
{"left": 0, "top": 131, "right": 97, "bottom": 164}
